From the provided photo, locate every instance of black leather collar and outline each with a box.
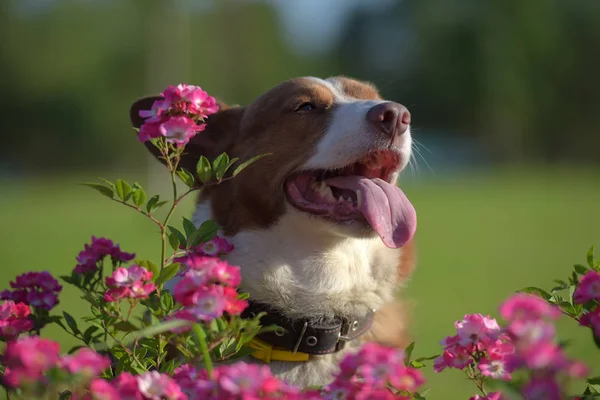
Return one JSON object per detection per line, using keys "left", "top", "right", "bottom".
{"left": 242, "top": 301, "right": 375, "bottom": 356}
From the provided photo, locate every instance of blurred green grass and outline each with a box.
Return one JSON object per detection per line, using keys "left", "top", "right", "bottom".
{"left": 0, "top": 166, "right": 598, "bottom": 399}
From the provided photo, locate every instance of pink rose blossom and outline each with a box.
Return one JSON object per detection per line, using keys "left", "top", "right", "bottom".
{"left": 137, "top": 371, "right": 187, "bottom": 400}
{"left": 160, "top": 116, "right": 205, "bottom": 147}
{"left": 455, "top": 313, "right": 501, "bottom": 346}
{"left": 500, "top": 293, "right": 560, "bottom": 321}
{"left": 2, "top": 336, "right": 61, "bottom": 387}
{"left": 579, "top": 307, "right": 600, "bottom": 336}
{"left": 104, "top": 265, "right": 155, "bottom": 303}
{"left": 195, "top": 236, "right": 234, "bottom": 257}
{"left": 89, "top": 379, "right": 121, "bottom": 400}
{"left": 139, "top": 99, "right": 169, "bottom": 123}
{"left": 74, "top": 236, "right": 135, "bottom": 274}
{"left": 573, "top": 270, "right": 600, "bottom": 304}
{"left": 1, "top": 271, "right": 62, "bottom": 311}
{"left": 138, "top": 121, "right": 164, "bottom": 143}
{"left": 60, "top": 348, "right": 111, "bottom": 377}
{"left": 0, "top": 301, "right": 33, "bottom": 340}
{"left": 172, "top": 362, "right": 296, "bottom": 399}
{"left": 175, "top": 286, "right": 227, "bottom": 321}
{"left": 478, "top": 356, "right": 512, "bottom": 380}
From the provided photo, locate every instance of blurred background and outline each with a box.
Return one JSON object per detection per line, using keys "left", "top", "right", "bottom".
{"left": 1, "top": 0, "right": 599, "bottom": 398}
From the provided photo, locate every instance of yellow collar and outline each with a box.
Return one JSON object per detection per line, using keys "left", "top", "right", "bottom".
{"left": 248, "top": 337, "right": 311, "bottom": 363}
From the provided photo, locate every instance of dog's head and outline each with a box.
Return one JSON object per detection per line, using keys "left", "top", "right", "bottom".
{"left": 131, "top": 76, "right": 416, "bottom": 249}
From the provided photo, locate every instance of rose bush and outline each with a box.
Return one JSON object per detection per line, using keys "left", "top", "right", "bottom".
{"left": 0, "top": 83, "right": 598, "bottom": 399}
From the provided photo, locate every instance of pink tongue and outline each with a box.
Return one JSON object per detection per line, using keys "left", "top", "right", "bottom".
{"left": 325, "top": 177, "right": 417, "bottom": 249}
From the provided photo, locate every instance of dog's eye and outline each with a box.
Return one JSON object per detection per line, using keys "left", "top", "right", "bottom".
{"left": 295, "top": 102, "right": 316, "bottom": 112}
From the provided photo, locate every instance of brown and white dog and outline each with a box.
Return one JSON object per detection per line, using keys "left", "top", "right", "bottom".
{"left": 130, "top": 76, "right": 417, "bottom": 388}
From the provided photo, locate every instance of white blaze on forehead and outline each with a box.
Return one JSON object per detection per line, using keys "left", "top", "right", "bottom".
{"left": 303, "top": 77, "right": 410, "bottom": 171}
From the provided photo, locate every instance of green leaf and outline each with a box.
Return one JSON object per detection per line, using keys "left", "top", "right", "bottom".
{"left": 115, "top": 179, "right": 132, "bottom": 201}
{"left": 168, "top": 232, "right": 180, "bottom": 252}
{"left": 587, "top": 376, "right": 600, "bottom": 385}
{"left": 146, "top": 195, "right": 169, "bottom": 214}
{"left": 168, "top": 226, "right": 187, "bottom": 249}
{"left": 160, "top": 291, "right": 174, "bottom": 312}
{"left": 83, "top": 326, "right": 100, "bottom": 344}
{"left": 114, "top": 321, "right": 139, "bottom": 332}
{"left": 80, "top": 183, "right": 114, "bottom": 198}
{"left": 587, "top": 246, "right": 596, "bottom": 269}
{"left": 232, "top": 153, "right": 271, "bottom": 177}
{"left": 404, "top": 342, "right": 415, "bottom": 364}
{"left": 146, "top": 195, "right": 160, "bottom": 213}
{"left": 182, "top": 217, "right": 197, "bottom": 239}
{"left": 63, "top": 311, "right": 81, "bottom": 336}
{"left": 237, "top": 292, "right": 250, "bottom": 300}
{"left": 414, "top": 354, "right": 441, "bottom": 363}
{"left": 187, "top": 219, "right": 219, "bottom": 248}
{"left": 156, "top": 263, "right": 180, "bottom": 286}
{"left": 517, "top": 286, "right": 552, "bottom": 301}
{"left": 408, "top": 360, "right": 425, "bottom": 368}
{"left": 574, "top": 264, "right": 589, "bottom": 275}
{"left": 176, "top": 168, "right": 196, "bottom": 188}
{"left": 132, "top": 185, "right": 147, "bottom": 207}
{"left": 212, "top": 153, "right": 230, "bottom": 181}
{"left": 196, "top": 156, "right": 212, "bottom": 184}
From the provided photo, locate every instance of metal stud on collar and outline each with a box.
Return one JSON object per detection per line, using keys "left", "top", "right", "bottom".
{"left": 292, "top": 322, "right": 308, "bottom": 354}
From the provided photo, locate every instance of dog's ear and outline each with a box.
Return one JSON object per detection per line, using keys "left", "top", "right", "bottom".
{"left": 129, "top": 96, "right": 245, "bottom": 178}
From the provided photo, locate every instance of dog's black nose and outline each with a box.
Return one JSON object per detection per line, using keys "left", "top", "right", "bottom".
{"left": 366, "top": 102, "right": 411, "bottom": 137}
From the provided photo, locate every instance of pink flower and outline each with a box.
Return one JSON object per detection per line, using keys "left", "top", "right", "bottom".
{"left": 506, "top": 319, "right": 555, "bottom": 346}
{"left": 104, "top": 265, "right": 155, "bottom": 302}
{"left": 500, "top": 293, "right": 560, "bottom": 322}
{"left": 195, "top": 236, "right": 234, "bottom": 257}
{"left": 522, "top": 377, "right": 561, "bottom": 400}
{"left": 159, "top": 116, "right": 205, "bottom": 147}
{"left": 139, "top": 99, "right": 169, "bottom": 123}
{"left": 573, "top": 270, "right": 600, "bottom": 304}
{"left": 0, "top": 301, "right": 33, "bottom": 340}
{"left": 138, "top": 121, "right": 164, "bottom": 143}
{"left": 60, "top": 348, "right": 111, "bottom": 377}
{"left": 106, "top": 265, "right": 152, "bottom": 287}
{"left": 176, "top": 255, "right": 241, "bottom": 287}
{"left": 175, "top": 286, "right": 226, "bottom": 321}
{"left": 172, "top": 363, "right": 295, "bottom": 399}
{"left": 74, "top": 236, "right": 135, "bottom": 274}
{"left": 161, "top": 84, "right": 219, "bottom": 119}
{"left": 455, "top": 314, "right": 501, "bottom": 346}
{"left": 1, "top": 271, "right": 62, "bottom": 311}
{"left": 580, "top": 307, "right": 600, "bottom": 336}
{"left": 89, "top": 379, "right": 121, "bottom": 400}
{"left": 2, "top": 336, "right": 61, "bottom": 387}
{"left": 137, "top": 371, "right": 187, "bottom": 400}
{"left": 478, "top": 356, "right": 512, "bottom": 380}
{"left": 113, "top": 372, "right": 144, "bottom": 399}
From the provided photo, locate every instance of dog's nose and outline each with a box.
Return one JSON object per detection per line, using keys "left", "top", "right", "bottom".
{"left": 366, "top": 102, "right": 411, "bottom": 137}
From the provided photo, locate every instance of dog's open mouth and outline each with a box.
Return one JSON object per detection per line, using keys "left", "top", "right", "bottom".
{"left": 284, "top": 149, "right": 417, "bottom": 249}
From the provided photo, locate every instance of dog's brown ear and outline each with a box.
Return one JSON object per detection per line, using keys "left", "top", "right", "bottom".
{"left": 129, "top": 96, "right": 244, "bottom": 179}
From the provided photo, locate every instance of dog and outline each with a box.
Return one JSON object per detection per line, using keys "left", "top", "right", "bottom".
{"left": 130, "top": 76, "right": 417, "bottom": 388}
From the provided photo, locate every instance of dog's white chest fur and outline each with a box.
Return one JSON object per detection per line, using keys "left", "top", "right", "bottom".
{"left": 189, "top": 203, "right": 402, "bottom": 387}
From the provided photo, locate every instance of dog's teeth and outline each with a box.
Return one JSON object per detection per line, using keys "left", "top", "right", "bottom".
{"left": 337, "top": 196, "right": 344, "bottom": 203}
{"left": 356, "top": 190, "right": 362, "bottom": 207}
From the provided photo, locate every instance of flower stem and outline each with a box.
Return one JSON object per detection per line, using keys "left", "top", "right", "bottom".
{"left": 193, "top": 324, "right": 213, "bottom": 377}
